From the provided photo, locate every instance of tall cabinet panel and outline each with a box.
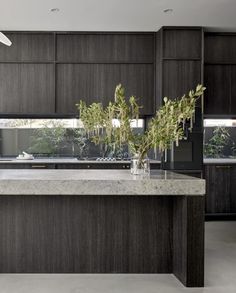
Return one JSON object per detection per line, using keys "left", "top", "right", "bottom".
{"left": 156, "top": 27, "right": 203, "bottom": 107}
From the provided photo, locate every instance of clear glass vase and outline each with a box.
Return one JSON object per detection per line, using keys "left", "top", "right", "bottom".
{"left": 130, "top": 154, "right": 150, "bottom": 175}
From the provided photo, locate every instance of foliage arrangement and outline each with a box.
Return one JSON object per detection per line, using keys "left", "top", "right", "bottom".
{"left": 77, "top": 84, "right": 205, "bottom": 161}
{"left": 204, "top": 127, "right": 236, "bottom": 158}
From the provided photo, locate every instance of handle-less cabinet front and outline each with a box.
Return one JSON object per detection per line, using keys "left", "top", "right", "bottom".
{"left": 56, "top": 64, "right": 154, "bottom": 115}
{"left": 204, "top": 164, "right": 236, "bottom": 215}
{"left": 0, "top": 64, "right": 55, "bottom": 114}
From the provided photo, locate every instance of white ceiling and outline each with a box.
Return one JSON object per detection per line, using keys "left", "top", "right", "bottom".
{"left": 0, "top": 0, "right": 236, "bottom": 32}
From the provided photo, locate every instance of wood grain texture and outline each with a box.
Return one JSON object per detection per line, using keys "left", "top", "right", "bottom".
{"left": 0, "top": 195, "right": 173, "bottom": 273}
{"left": 230, "top": 166, "right": 236, "bottom": 213}
{"left": 204, "top": 65, "right": 231, "bottom": 115}
{"left": 230, "top": 65, "right": 236, "bottom": 115}
{"left": 162, "top": 60, "right": 201, "bottom": 100}
{"left": 0, "top": 64, "right": 55, "bottom": 114}
{"left": 173, "top": 196, "right": 204, "bottom": 287}
{"left": 163, "top": 29, "right": 202, "bottom": 59}
{"left": 204, "top": 164, "right": 236, "bottom": 214}
{"left": 0, "top": 33, "right": 54, "bottom": 62}
{"left": 205, "top": 34, "right": 236, "bottom": 63}
{"left": 56, "top": 63, "right": 154, "bottom": 115}
{"left": 204, "top": 165, "right": 231, "bottom": 213}
{"left": 56, "top": 34, "right": 154, "bottom": 63}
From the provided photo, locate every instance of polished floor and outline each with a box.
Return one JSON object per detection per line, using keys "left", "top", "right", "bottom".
{"left": 0, "top": 221, "right": 235, "bottom": 293}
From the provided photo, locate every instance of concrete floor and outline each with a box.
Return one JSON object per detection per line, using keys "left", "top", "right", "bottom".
{"left": 0, "top": 222, "right": 235, "bottom": 293}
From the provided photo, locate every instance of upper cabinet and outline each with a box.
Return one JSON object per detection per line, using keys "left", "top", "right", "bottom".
{"left": 163, "top": 60, "right": 201, "bottom": 99}
{"left": 163, "top": 29, "right": 202, "bottom": 59}
{"left": 0, "top": 32, "right": 155, "bottom": 116}
{"left": 56, "top": 63, "right": 154, "bottom": 115}
{"left": 56, "top": 34, "right": 154, "bottom": 63}
{"left": 204, "top": 65, "right": 231, "bottom": 115}
{"left": 156, "top": 27, "right": 203, "bottom": 108}
{"left": 0, "top": 33, "right": 54, "bottom": 62}
{"left": 204, "top": 33, "right": 236, "bottom": 116}
{"left": 205, "top": 34, "right": 236, "bottom": 63}
{"left": 0, "top": 64, "right": 55, "bottom": 114}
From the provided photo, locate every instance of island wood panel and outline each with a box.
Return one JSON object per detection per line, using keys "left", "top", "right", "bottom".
{"left": 205, "top": 34, "right": 236, "bottom": 63}
{"left": 56, "top": 63, "right": 154, "bottom": 115}
{"left": 56, "top": 33, "right": 154, "bottom": 63}
{"left": 0, "top": 64, "right": 55, "bottom": 114}
{"left": 204, "top": 65, "right": 231, "bottom": 115}
{"left": 162, "top": 60, "right": 201, "bottom": 100}
{"left": 173, "top": 196, "right": 204, "bottom": 287}
{"left": 163, "top": 29, "right": 202, "bottom": 59}
{"left": 0, "top": 33, "right": 55, "bottom": 62}
{"left": 0, "top": 195, "right": 173, "bottom": 273}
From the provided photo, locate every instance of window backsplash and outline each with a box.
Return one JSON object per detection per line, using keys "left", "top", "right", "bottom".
{"left": 204, "top": 119, "right": 236, "bottom": 159}
{"left": 0, "top": 119, "right": 145, "bottom": 159}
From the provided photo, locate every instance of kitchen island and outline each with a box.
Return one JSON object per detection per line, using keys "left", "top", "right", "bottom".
{"left": 0, "top": 170, "right": 205, "bottom": 287}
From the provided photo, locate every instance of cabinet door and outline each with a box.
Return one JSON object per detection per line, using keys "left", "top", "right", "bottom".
{"left": 0, "top": 64, "right": 55, "bottom": 114}
{"left": 205, "top": 165, "right": 231, "bottom": 214}
{"left": 163, "top": 29, "right": 202, "bottom": 59}
{"left": 56, "top": 64, "right": 154, "bottom": 115}
{"left": 230, "top": 66, "right": 236, "bottom": 115}
{"left": 230, "top": 166, "right": 236, "bottom": 213}
{"left": 162, "top": 60, "right": 201, "bottom": 100}
{"left": 205, "top": 35, "right": 236, "bottom": 63}
{"left": 0, "top": 33, "right": 54, "bottom": 62}
{"left": 204, "top": 65, "right": 231, "bottom": 115}
{"left": 56, "top": 34, "right": 154, "bottom": 63}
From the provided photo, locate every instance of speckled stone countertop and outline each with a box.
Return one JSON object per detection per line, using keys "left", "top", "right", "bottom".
{"left": 0, "top": 169, "right": 205, "bottom": 196}
{"left": 204, "top": 158, "right": 236, "bottom": 164}
{"left": 0, "top": 158, "right": 161, "bottom": 164}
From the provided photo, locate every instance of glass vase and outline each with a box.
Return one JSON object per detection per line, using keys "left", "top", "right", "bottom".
{"left": 130, "top": 154, "right": 150, "bottom": 175}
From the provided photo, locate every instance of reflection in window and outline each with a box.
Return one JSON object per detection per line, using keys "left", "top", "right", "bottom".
{"left": 0, "top": 119, "right": 144, "bottom": 159}
{"left": 204, "top": 119, "right": 236, "bottom": 159}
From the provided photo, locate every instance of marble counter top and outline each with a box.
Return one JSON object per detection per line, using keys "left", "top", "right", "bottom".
{"left": 0, "top": 169, "right": 205, "bottom": 196}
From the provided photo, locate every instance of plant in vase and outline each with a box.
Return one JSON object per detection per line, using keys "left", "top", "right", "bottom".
{"left": 76, "top": 84, "right": 205, "bottom": 175}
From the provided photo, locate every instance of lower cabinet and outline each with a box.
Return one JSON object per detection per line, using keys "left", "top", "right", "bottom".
{"left": 204, "top": 164, "right": 236, "bottom": 215}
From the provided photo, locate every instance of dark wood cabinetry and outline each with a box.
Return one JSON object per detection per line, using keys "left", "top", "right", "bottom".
{"left": 205, "top": 34, "right": 236, "bottom": 64}
{"left": 156, "top": 27, "right": 203, "bottom": 107}
{"left": 0, "top": 33, "right": 54, "bottom": 62}
{"left": 163, "top": 29, "right": 202, "bottom": 59}
{"left": 0, "top": 32, "right": 155, "bottom": 116}
{"left": 57, "top": 34, "right": 154, "bottom": 63}
{"left": 204, "top": 33, "right": 236, "bottom": 116}
{"left": 0, "top": 64, "right": 55, "bottom": 114}
{"left": 56, "top": 63, "right": 154, "bottom": 115}
{"left": 204, "top": 164, "right": 236, "bottom": 215}
{"left": 204, "top": 65, "right": 231, "bottom": 115}
{"left": 163, "top": 60, "right": 201, "bottom": 99}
